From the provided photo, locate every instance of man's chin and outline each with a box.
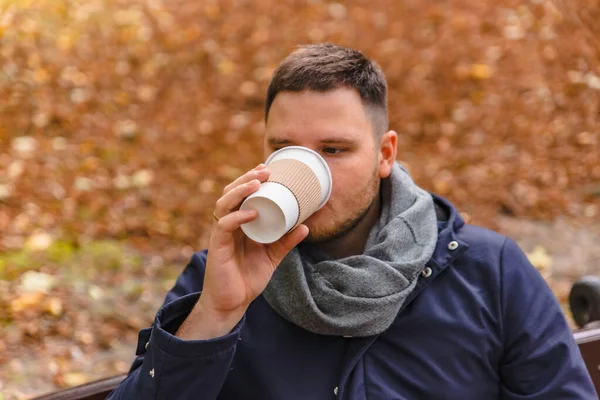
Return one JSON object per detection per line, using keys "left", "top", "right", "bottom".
{"left": 301, "top": 218, "right": 338, "bottom": 243}
{"left": 303, "top": 219, "right": 355, "bottom": 244}
{"left": 302, "top": 200, "right": 374, "bottom": 244}
{"left": 303, "top": 230, "right": 332, "bottom": 243}
{"left": 302, "top": 223, "right": 328, "bottom": 243}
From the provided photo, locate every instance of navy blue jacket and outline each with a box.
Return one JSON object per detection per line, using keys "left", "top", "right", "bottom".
{"left": 108, "top": 195, "right": 596, "bottom": 399}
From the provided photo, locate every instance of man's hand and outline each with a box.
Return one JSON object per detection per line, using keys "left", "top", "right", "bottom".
{"left": 176, "top": 164, "right": 309, "bottom": 340}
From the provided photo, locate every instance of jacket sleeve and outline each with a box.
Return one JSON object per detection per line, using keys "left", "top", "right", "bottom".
{"left": 498, "top": 238, "right": 597, "bottom": 399}
{"left": 108, "top": 250, "right": 244, "bottom": 400}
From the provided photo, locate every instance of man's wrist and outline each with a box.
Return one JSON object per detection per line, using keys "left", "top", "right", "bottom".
{"left": 175, "top": 298, "right": 246, "bottom": 340}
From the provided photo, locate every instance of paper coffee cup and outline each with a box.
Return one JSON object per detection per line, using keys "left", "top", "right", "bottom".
{"left": 240, "top": 146, "right": 332, "bottom": 244}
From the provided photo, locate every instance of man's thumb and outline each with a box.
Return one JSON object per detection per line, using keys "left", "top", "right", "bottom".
{"left": 267, "top": 224, "right": 309, "bottom": 264}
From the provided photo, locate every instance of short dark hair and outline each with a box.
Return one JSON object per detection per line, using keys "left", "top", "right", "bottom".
{"left": 265, "top": 43, "right": 388, "bottom": 136}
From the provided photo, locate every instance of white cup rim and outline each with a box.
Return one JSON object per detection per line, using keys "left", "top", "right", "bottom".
{"left": 264, "top": 146, "right": 333, "bottom": 209}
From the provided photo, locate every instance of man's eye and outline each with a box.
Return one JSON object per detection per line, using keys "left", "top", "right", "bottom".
{"left": 323, "top": 147, "right": 342, "bottom": 155}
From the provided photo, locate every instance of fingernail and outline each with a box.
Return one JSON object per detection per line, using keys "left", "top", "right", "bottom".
{"left": 256, "top": 163, "right": 266, "bottom": 169}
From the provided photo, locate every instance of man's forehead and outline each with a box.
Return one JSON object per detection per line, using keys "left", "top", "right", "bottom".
{"left": 268, "top": 89, "right": 367, "bottom": 118}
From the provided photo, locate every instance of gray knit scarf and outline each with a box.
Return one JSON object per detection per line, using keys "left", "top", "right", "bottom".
{"left": 262, "top": 162, "right": 438, "bottom": 337}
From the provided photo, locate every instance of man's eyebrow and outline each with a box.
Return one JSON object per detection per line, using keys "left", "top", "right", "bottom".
{"left": 267, "top": 138, "right": 293, "bottom": 147}
{"left": 319, "top": 138, "right": 357, "bottom": 146}
{"left": 267, "top": 137, "right": 358, "bottom": 147}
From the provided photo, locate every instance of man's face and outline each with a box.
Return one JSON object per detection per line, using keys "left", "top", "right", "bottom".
{"left": 264, "top": 88, "right": 384, "bottom": 242}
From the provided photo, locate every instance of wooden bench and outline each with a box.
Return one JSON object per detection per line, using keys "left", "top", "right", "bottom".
{"left": 32, "top": 374, "right": 126, "bottom": 400}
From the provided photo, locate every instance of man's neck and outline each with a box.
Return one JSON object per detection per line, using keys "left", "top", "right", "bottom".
{"left": 315, "top": 191, "right": 382, "bottom": 260}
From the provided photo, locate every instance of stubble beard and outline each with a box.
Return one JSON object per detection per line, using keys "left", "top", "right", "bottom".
{"left": 304, "top": 168, "right": 380, "bottom": 244}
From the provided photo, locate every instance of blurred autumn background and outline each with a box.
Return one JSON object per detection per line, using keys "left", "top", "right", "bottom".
{"left": 0, "top": 0, "right": 599, "bottom": 397}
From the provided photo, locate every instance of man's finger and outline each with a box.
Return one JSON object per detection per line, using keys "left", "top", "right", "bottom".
{"left": 215, "top": 179, "right": 262, "bottom": 218}
{"left": 222, "top": 164, "right": 269, "bottom": 195}
{"left": 215, "top": 209, "right": 259, "bottom": 234}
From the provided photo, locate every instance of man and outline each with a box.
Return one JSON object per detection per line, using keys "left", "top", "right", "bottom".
{"left": 109, "top": 44, "right": 595, "bottom": 399}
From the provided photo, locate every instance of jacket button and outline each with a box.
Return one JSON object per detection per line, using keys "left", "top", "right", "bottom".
{"left": 448, "top": 241, "right": 459, "bottom": 250}
{"left": 333, "top": 386, "right": 338, "bottom": 395}
{"left": 421, "top": 267, "right": 432, "bottom": 278}
{"left": 145, "top": 341, "right": 149, "bottom": 350}
{"left": 149, "top": 368, "right": 155, "bottom": 378}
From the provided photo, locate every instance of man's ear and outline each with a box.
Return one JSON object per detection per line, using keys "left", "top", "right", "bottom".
{"left": 378, "top": 130, "right": 397, "bottom": 179}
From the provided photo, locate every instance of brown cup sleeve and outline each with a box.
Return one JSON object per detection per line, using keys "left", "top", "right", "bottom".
{"left": 266, "top": 159, "right": 322, "bottom": 228}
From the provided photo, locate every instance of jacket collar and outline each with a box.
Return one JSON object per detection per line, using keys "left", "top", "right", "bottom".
{"left": 428, "top": 193, "right": 469, "bottom": 269}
